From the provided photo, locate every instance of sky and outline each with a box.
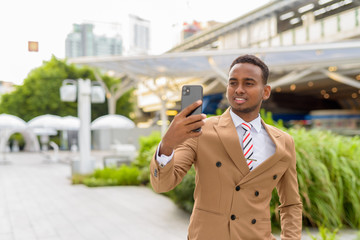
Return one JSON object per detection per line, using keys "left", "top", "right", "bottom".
{"left": 0, "top": 0, "right": 270, "bottom": 85}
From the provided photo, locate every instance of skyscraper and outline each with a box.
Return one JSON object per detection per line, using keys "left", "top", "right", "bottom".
{"left": 65, "top": 23, "right": 122, "bottom": 58}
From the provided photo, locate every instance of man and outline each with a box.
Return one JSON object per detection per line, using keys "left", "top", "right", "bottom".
{"left": 150, "top": 55, "right": 302, "bottom": 240}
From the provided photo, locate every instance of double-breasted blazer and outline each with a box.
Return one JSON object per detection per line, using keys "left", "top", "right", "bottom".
{"left": 150, "top": 109, "right": 302, "bottom": 240}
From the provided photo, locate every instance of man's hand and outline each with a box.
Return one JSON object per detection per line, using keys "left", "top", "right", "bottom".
{"left": 159, "top": 100, "right": 206, "bottom": 156}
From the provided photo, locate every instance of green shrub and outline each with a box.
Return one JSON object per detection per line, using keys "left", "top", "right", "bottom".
{"left": 307, "top": 225, "right": 339, "bottom": 240}
{"left": 82, "top": 165, "right": 140, "bottom": 187}
{"left": 132, "top": 131, "right": 161, "bottom": 185}
{"left": 288, "top": 128, "right": 360, "bottom": 229}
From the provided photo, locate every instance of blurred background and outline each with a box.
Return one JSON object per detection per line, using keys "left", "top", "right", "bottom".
{"left": 0, "top": 0, "right": 360, "bottom": 239}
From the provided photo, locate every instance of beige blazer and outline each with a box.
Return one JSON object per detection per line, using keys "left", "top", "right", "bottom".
{"left": 150, "top": 109, "right": 302, "bottom": 240}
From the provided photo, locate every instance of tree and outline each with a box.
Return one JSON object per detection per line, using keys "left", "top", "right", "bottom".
{"left": 94, "top": 72, "right": 135, "bottom": 115}
{"left": 0, "top": 56, "right": 133, "bottom": 121}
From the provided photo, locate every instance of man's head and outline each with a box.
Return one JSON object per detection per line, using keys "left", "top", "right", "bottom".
{"left": 226, "top": 54, "right": 271, "bottom": 122}
{"left": 229, "top": 54, "right": 269, "bottom": 84}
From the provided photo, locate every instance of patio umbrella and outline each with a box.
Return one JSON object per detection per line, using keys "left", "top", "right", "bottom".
{"left": 60, "top": 116, "right": 80, "bottom": 130}
{"left": 32, "top": 128, "right": 58, "bottom": 136}
{"left": 28, "top": 114, "right": 63, "bottom": 130}
{"left": 0, "top": 114, "right": 27, "bottom": 129}
{"left": 91, "top": 114, "right": 135, "bottom": 130}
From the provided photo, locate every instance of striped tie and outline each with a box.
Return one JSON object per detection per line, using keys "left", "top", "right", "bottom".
{"left": 241, "top": 122, "right": 254, "bottom": 171}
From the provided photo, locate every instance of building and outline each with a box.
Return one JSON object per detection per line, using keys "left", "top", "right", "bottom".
{"left": 69, "top": 0, "right": 360, "bottom": 134}
{"left": 181, "top": 20, "right": 221, "bottom": 42}
{"left": 127, "top": 15, "right": 150, "bottom": 55}
{"left": 65, "top": 23, "right": 123, "bottom": 58}
{"left": 165, "top": 0, "right": 360, "bottom": 127}
{"left": 66, "top": 14, "right": 150, "bottom": 58}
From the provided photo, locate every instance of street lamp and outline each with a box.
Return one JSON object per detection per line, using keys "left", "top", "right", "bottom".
{"left": 60, "top": 79, "right": 105, "bottom": 175}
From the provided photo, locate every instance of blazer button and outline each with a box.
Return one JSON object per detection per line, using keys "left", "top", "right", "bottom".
{"left": 231, "top": 214, "right": 236, "bottom": 220}
{"left": 251, "top": 219, "right": 256, "bottom": 224}
{"left": 216, "top": 161, "right": 222, "bottom": 167}
{"left": 235, "top": 186, "right": 240, "bottom": 191}
{"left": 255, "top": 191, "right": 259, "bottom": 196}
{"left": 273, "top": 174, "right": 277, "bottom": 180}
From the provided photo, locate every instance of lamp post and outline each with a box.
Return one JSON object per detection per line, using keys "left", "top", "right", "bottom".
{"left": 60, "top": 79, "right": 105, "bottom": 175}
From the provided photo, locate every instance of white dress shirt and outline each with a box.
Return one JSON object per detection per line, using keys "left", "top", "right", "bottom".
{"left": 156, "top": 109, "right": 276, "bottom": 170}
{"left": 229, "top": 110, "right": 276, "bottom": 170}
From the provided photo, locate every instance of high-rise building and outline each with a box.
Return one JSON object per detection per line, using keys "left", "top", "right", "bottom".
{"left": 127, "top": 15, "right": 150, "bottom": 55}
{"left": 65, "top": 23, "right": 122, "bottom": 58}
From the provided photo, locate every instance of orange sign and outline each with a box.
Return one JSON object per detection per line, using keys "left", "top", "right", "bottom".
{"left": 28, "top": 41, "right": 39, "bottom": 52}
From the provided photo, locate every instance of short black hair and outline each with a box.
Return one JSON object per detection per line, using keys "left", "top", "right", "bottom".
{"left": 229, "top": 54, "right": 269, "bottom": 84}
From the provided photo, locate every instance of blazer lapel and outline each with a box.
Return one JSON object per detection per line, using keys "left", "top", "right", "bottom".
{"left": 214, "top": 109, "right": 250, "bottom": 177}
{"left": 239, "top": 120, "right": 286, "bottom": 184}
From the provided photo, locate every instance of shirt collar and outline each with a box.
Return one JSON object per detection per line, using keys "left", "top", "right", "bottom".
{"left": 229, "top": 109, "right": 262, "bottom": 133}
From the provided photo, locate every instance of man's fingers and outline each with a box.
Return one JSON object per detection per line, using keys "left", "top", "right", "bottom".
{"left": 184, "top": 119, "right": 205, "bottom": 133}
{"left": 179, "top": 100, "right": 202, "bottom": 117}
{"left": 183, "top": 113, "right": 206, "bottom": 125}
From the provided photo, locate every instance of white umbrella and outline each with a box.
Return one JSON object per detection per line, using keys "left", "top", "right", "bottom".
{"left": 0, "top": 114, "right": 27, "bottom": 129}
{"left": 28, "top": 114, "right": 63, "bottom": 130}
{"left": 91, "top": 114, "right": 135, "bottom": 130}
{"left": 32, "top": 128, "right": 58, "bottom": 136}
{"left": 60, "top": 116, "right": 80, "bottom": 130}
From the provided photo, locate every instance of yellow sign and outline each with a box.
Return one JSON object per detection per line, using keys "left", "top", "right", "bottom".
{"left": 166, "top": 110, "right": 178, "bottom": 116}
{"left": 28, "top": 41, "right": 39, "bottom": 52}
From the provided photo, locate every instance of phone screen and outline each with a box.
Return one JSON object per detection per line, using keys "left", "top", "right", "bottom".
{"left": 181, "top": 85, "right": 203, "bottom": 117}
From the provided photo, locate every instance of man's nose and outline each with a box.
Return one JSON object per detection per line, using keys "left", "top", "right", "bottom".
{"left": 235, "top": 85, "right": 245, "bottom": 94}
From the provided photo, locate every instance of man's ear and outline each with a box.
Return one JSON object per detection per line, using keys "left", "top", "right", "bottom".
{"left": 262, "top": 85, "right": 271, "bottom": 101}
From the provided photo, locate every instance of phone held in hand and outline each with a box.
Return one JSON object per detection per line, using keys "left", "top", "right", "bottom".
{"left": 181, "top": 85, "right": 203, "bottom": 132}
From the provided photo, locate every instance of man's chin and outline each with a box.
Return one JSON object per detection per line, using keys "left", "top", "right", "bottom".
{"left": 231, "top": 105, "right": 256, "bottom": 114}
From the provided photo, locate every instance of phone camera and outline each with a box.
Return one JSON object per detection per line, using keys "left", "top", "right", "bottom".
{"left": 183, "top": 87, "right": 190, "bottom": 95}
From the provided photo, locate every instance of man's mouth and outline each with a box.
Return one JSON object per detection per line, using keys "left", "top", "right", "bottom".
{"left": 234, "top": 97, "right": 246, "bottom": 104}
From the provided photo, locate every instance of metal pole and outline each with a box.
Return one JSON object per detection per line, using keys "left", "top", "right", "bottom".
{"left": 73, "top": 79, "right": 94, "bottom": 174}
{"left": 160, "top": 97, "right": 167, "bottom": 137}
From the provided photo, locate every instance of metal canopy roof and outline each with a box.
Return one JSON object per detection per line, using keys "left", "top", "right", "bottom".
{"left": 68, "top": 40, "right": 360, "bottom": 119}
{"left": 69, "top": 41, "right": 360, "bottom": 88}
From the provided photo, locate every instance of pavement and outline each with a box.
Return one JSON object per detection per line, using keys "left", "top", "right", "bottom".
{"left": 0, "top": 151, "right": 358, "bottom": 240}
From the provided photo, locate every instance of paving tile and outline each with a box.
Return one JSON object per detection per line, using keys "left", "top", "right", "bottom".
{"left": 0, "top": 233, "right": 14, "bottom": 240}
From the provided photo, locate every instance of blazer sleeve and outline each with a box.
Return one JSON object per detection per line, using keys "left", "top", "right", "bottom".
{"left": 150, "top": 137, "right": 197, "bottom": 193}
{"left": 276, "top": 136, "right": 303, "bottom": 240}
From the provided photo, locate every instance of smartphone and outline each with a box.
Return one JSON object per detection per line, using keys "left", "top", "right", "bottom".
{"left": 181, "top": 85, "right": 203, "bottom": 131}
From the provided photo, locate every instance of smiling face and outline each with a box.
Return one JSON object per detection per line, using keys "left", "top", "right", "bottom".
{"left": 226, "top": 63, "right": 271, "bottom": 122}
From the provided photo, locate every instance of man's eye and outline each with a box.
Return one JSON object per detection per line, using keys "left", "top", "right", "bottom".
{"left": 229, "top": 82, "right": 237, "bottom": 86}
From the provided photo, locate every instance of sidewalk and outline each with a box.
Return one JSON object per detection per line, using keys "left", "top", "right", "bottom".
{"left": 0, "top": 152, "right": 358, "bottom": 240}
{"left": 0, "top": 152, "right": 189, "bottom": 240}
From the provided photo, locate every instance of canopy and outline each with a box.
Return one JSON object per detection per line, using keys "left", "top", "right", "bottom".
{"left": 60, "top": 116, "right": 80, "bottom": 130}
{"left": 91, "top": 114, "right": 135, "bottom": 130}
{"left": 69, "top": 41, "right": 360, "bottom": 85}
{"left": 28, "top": 114, "right": 63, "bottom": 130}
{"left": 0, "top": 114, "right": 27, "bottom": 129}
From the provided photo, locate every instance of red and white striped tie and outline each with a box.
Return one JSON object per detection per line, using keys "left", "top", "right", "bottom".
{"left": 241, "top": 122, "right": 254, "bottom": 171}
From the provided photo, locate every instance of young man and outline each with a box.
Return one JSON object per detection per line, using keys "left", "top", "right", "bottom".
{"left": 150, "top": 55, "right": 302, "bottom": 240}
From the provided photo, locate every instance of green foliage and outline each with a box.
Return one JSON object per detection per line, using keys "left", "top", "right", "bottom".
{"left": 260, "top": 108, "right": 284, "bottom": 129}
{"left": 82, "top": 165, "right": 140, "bottom": 187}
{"left": 132, "top": 131, "right": 161, "bottom": 184}
{"left": 288, "top": 128, "right": 360, "bottom": 229}
{"left": 0, "top": 56, "right": 133, "bottom": 120}
{"left": 307, "top": 226, "right": 339, "bottom": 240}
{"left": 8, "top": 133, "right": 25, "bottom": 150}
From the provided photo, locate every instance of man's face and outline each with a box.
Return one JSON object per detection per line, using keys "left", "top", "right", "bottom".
{"left": 226, "top": 63, "right": 271, "bottom": 122}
